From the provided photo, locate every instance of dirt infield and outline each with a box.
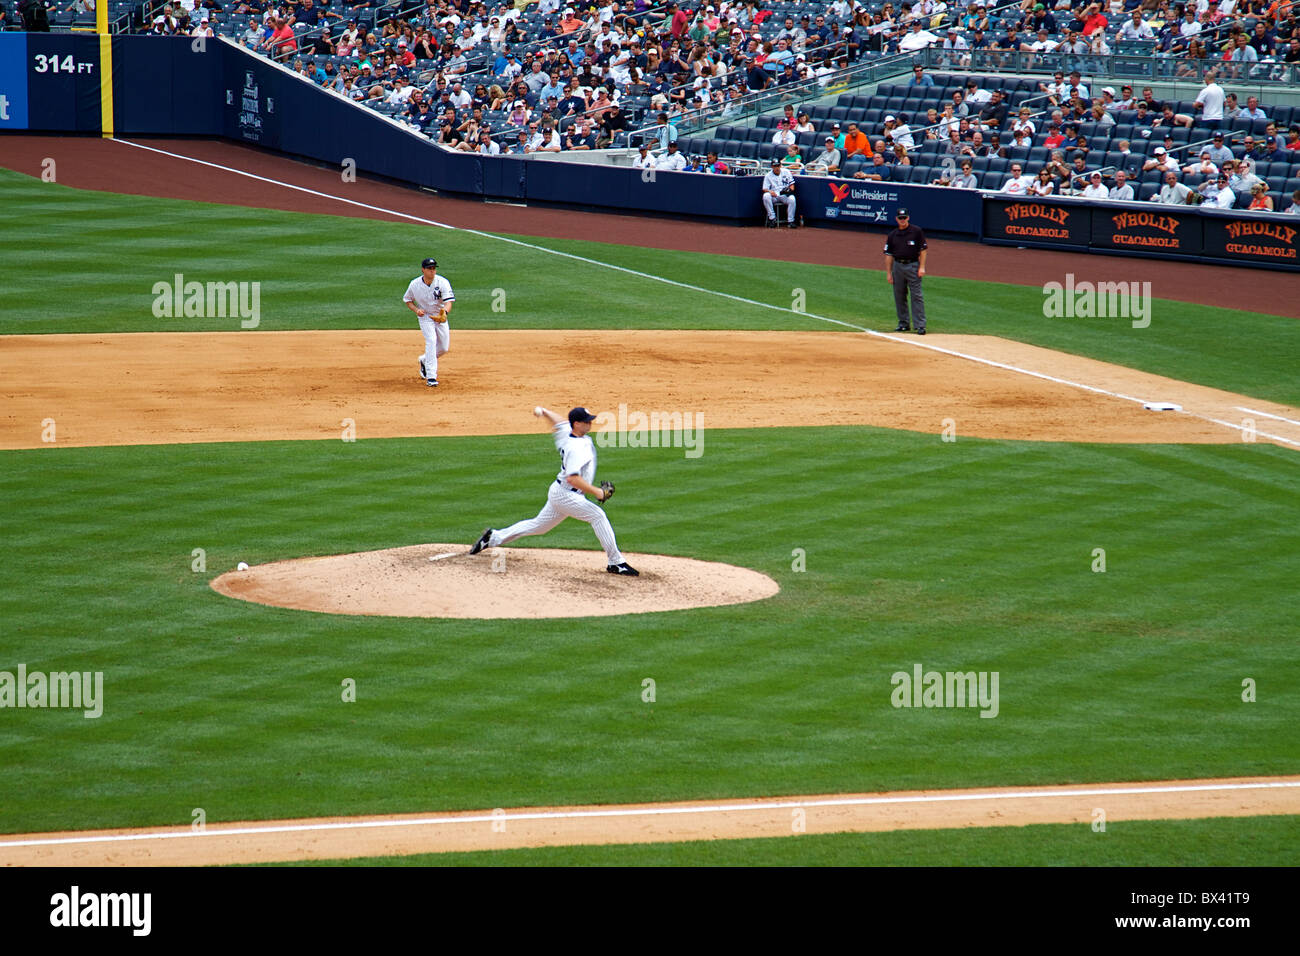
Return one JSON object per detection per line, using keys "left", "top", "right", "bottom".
{"left": 4, "top": 330, "right": 1299, "bottom": 450}
{"left": 2, "top": 135, "right": 1298, "bottom": 319}
{"left": 210, "top": 544, "right": 779, "bottom": 618}
{"left": 1, "top": 776, "right": 1295, "bottom": 866}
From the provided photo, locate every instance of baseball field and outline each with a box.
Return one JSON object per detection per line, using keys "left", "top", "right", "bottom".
{"left": 1, "top": 141, "right": 1298, "bottom": 866}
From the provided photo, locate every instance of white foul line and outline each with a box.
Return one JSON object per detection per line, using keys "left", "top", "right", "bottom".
{"left": 111, "top": 139, "right": 1300, "bottom": 449}
{"left": 1, "top": 779, "right": 1296, "bottom": 850}
{"left": 1237, "top": 406, "right": 1300, "bottom": 428}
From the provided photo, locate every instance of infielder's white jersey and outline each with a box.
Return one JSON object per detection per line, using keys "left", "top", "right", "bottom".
{"left": 763, "top": 168, "right": 794, "bottom": 193}
{"left": 403, "top": 273, "right": 455, "bottom": 312}
{"left": 553, "top": 421, "right": 597, "bottom": 487}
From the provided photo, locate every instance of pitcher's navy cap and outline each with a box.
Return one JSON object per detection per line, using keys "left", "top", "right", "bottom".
{"left": 568, "top": 407, "right": 597, "bottom": 424}
{"left": 421, "top": 257, "right": 437, "bottom": 268}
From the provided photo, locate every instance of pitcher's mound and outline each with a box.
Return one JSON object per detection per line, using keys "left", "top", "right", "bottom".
{"left": 210, "top": 544, "right": 780, "bottom": 619}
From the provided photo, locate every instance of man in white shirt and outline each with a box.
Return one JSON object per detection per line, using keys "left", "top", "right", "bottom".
{"left": 1108, "top": 170, "right": 1134, "bottom": 201}
{"left": 1198, "top": 173, "right": 1236, "bottom": 208}
{"left": 1178, "top": 9, "right": 1201, "bottom": 39}
{"left": 632, "top": 143, "right": 657, "bottom": 169}
{"left": 1153, "top": 171, "right": 1193, "bottom": 204}
{"left": 1001, "top": 163, "right": 1033, "bottom": 195}
{"left": 898, "top": 20, "right": 940, "bottom": 51}
{"left": 1081, "top": 171, "right": 1109, "bottom": 198}
{"left": 762, "top": 156, "right": 797, "bottom": 225}
{"left": 964, "top": 79, "right": 992, "bottom": 106}
{"left": 448, "top": 81, "right": 472, "bottom": 109}
{"left": 1119, "top": 11, "right": 1154, "bottom": 39}
{"left": 658, "top": 141, "right": 688, "bottom": 171}
{"left": 1194, "top": 70, "right": 1225, "bottom": 130}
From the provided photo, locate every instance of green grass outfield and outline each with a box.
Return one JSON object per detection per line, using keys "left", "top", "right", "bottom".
{"left": 1, "top": 171, "right": 1296, "bottom": 865}
{"left": 1, "top": 429, "right": 1296, "bottom": 835}
{"left": 286, "top": 815, "right": 1300, "bottom": 866}
{"left": 1, "top": 168, "right": 1298, "bottom": 405}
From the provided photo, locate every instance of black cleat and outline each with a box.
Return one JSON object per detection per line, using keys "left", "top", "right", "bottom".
{"left": 916, "top": 328, "right": 926, "bottom": 335}
{"left": 894, "top": 325, "right": 911, "bottom": 332}
{"left": 469, "top": 528, "right": 492, "bottom": 555}
{"left": 607, "top": 562, "right": 640, "bottom": 576}
{"left": 427, "top": 378, "right": 439, "bottom": 387}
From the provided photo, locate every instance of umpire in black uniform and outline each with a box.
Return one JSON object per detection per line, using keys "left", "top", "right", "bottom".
{"left": 883, "top": 208, "right": 929, "bottom": 334}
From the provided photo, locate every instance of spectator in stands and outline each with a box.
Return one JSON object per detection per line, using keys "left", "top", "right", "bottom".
{"left": 843, "top": 122, "right": 872, "bottom": 158}
{"left": 1154, "top": 170, "right": 1194, "bottom": 203}
{"left": 978, "top": 89, "right": 1008, "bottom": 131}
{"left": 1080, "top": 170, "right": 1109, "bottom": 198}
{"left": 771, "top": 118, "right": 796, "bottom": 146}
{"left": 1027, "top": 167, "right": 1057, "bottom": 196}
{"left": 1142, "top": 146, "right": 1177, "bottom": 174}
{"left": 855, "top": 152, "right": 894, "bottom": 181}
{"left": 1284, "top": 189, "right": 1300, "bottom": 215}
{"left": 898, "top": 18, "right": 941, "bottom": 50}
{"left": 598, "top": 104, "right": 627, "bottom": 146}
{"left": 888, "top": 142, "right": 912, "bottom": 166}
{"left": 1064, "top": 70, "right": 1089, "bottom": 101}
{"left": 893, "top": 114, "right": 915, "bottom": 150}
{"left": 658, "top": 140, "right": 688, "bottom": 170}
{"left": 1199, "top": 172, "right": 1237, "bottom": 208}
{"left": 1040, "top": 69, "right": 1069, "bottom": 105}
{"left": 1153, "top": 103, "right": 1194, "bottom": 129}
{"left": 941, "top": 27, "right": 970, "bottom": 67}
{"left": 560, "top": 6, "right": 583, "bottom": 33}
{"left": 1001, "top": 163, "right": 1034, "bottom": 194}
{"left": 1201, "top": 131, "right": 1233, "bottom": 165}
{"left": 1120, "top": 8, "right": 1155, "bottom": 38}
{"left": 950, "top": 89, "right": 970, "bottom": 118}
{"left": 1193, "top": 69, "right": 1227, "bottom": 130}
{"left": 1242, "top": 96, "right": 1269, "bottom": 121}
{"left": 1109, "top": 170, "right": 1135, "bottom": 201}
{"left": 1043, "top": 119, "right": 1066, "bottom": 150}
{"left": 565, "top": 117, "right": 598, "bottom": 150}
{"left": 1229, "top": 157, "right": 1266, "bottom": 204}
{"left": 1043, "top": 150, "right": 1071, "bottom": 189}
{"left": 1184, "top": 149, "right": 1221, "bottom": 178}
{"left": 782, "top": 143, "right": 804, "bottom": 170}
{"left": 705, "top": 151, "right": 729, "bottom": 174}
{"left": 908, "top": 64, "right": 935, "bottom": 88}
{"left": 811, "top": 137, "right": 842, "bottom": 175}
{"left": 965, "top": 78, "right": 991, "bottom": 107}
{"left": 1089, "top": 102, "right": 1116, "bottom": 127}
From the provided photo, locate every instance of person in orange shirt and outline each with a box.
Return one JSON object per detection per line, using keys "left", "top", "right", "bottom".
{"left": 559, "top": 7, "right": 584, "bottom": 33}
{"left": 842, "top": 122, "right": 873, "bottom": 158}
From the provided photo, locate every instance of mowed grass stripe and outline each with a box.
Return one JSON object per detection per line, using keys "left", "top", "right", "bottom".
{"left": 3, "top": 168, "right": 1299, "bottom": 403}
{"left": 0, "top": 427, "right": 1295, "bottom": 832}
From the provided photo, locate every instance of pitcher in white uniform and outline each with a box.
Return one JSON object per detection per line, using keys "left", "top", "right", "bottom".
{"left": 403, "top": 257, "right": 454, "bottom": 387}
{"left": 470, "top": 406, "right": 639, "bottom": 576}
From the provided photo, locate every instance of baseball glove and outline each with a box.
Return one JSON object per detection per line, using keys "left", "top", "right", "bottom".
{"left": 598, "top": 480, "right": 616, "bottom": 504}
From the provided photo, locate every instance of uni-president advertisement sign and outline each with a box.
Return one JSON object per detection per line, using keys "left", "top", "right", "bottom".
{"left": 823, "top": 180, "right": 902, "bottom": 223}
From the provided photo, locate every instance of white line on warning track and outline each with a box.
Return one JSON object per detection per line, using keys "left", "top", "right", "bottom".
{"left": 1, "top": 779, "right": 1296, "bottom": 849}
{"left": 112, "top": 140, "right": 1299, "bottom": 449}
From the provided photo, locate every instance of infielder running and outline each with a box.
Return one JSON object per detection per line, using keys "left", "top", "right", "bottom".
{"left": 403, "top": 257, "right": 454, "bottom": 386}
{"left": 470, "top": 406, "right": 639, "bottom": 576}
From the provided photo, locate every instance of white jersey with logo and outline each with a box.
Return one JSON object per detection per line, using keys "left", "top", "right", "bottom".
{"left": 403, "top": 273, "right": 455, "bottom": 312}
{"left": 763, "top": 168, "right": 795, "bottom": 192}
{"left": 554, "top": 421, "right": 597, "bottom": 486}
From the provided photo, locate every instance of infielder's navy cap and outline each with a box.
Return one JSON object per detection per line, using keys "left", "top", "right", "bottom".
{"left": 568, "top": 407, "right": 597, "bottom": 423}
{"left": 896, "top": 208, "right": 910, "bottom": 217}
{"left": 421, "top": 257, "right": 437, "bottom": 268}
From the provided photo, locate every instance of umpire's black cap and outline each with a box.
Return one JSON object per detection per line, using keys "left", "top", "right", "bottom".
{"left": 568, "top": 407, "right": 597, "bottom": 424}
{"left": 421, "top": 257, "right": 437, "bottom": 269}
{"left": 896, "top": 208, "right": 910, "bottom": 218}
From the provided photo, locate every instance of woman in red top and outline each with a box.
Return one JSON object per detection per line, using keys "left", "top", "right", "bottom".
{"left": 1248, "top": 183, "right": 1275, "bottom": 211}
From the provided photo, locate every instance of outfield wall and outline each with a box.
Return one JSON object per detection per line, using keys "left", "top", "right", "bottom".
{"left": 3, "top": 34, "right": 1296, "bottom": 270}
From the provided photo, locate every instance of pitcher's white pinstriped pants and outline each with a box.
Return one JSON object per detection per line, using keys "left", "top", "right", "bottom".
{"left": 489, "top": 481, "right": 625, "bottom": 565}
